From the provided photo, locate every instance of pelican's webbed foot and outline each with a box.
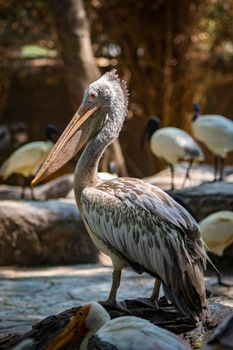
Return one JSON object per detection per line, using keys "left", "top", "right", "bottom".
{"left": 135, "top": 297, "right": 159, "bottom": 309}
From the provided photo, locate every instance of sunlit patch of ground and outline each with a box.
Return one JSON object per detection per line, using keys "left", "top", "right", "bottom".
{"left": 0, "top": 264, "right": 160, "bottom": 335}
{"left": 0, "top": 264, "right": 232, "bottom": 339}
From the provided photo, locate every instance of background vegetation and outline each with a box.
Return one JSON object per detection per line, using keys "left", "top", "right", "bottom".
{"left": 0, "top": 0, "right": 233, "bottom": 176}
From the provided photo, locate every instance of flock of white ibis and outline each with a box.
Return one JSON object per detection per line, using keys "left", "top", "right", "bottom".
{"left": 0, "top": 70, "right": 233, "bottom": 349}
{"left": 143, "top": 104, "right": 233, "bottom": 189}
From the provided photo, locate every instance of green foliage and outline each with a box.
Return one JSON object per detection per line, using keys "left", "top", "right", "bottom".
{"left": 21, "top": 45, "right": 57, "bottom": 58}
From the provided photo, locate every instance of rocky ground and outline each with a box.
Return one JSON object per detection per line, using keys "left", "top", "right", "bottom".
{"left": 0, "top": 165, "right": 232, "bottom": 348}
{"left": 0, "top": 263, "right": 232, "bottom": 343}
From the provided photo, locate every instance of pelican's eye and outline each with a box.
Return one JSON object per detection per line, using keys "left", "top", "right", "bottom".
{"left": 88, "top": 91, "right": 98, "bottom": 102}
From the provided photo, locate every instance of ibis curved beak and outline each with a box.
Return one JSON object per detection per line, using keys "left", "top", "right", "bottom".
{"left": 32, "top": 104, "right": 98, "bottom": 186}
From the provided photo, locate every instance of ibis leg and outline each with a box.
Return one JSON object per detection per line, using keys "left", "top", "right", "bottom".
{"left": 20, "top": 178, "right": 26, "bottom": 199}
{"left": 169, "top": 163, "right": 175, "bottom": 190}
{"left": 30, "top": 186, "right": 36, "bottom": 200}
{"left": 182, "top": 160, "right": 193, "bottom": 188}
{"left": 214, "top": 271, "right": 233, "bottom": 287}
{"left": 213, "top": 156, "right": 219, "bottom": 181}
{"left": 219, "top": 157, "right": 225, "bottom": 181}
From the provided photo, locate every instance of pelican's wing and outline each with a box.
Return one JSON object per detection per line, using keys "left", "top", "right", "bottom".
{"left": 81, "top": 177, "right": 207, "bottom": 318}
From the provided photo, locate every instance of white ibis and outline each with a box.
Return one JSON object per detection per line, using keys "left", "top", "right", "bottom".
{"left": 199, "top": 211, "right": 233, "bottom": 286}
{"left": 46, "top": 302, "right": 191, "bottom": 350}
{"left": 142, "top": 117, "right": 204, "bottom": 189}
{"left": 32, "top": 70, "right": 209, "bottom": 320}
{"left": 192, "top": 103, "right": 233, "bottom": 181}
{"left": 0, "top": 124, "right": 59, "bottom": 199}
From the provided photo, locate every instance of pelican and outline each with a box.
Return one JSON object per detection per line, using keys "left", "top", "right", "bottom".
{"left": 32, "top": 70, "right": 209, "bottom": 320}
{"left": 192, "top": 103, "right": 233, "bottom": 181}
{"left": 46, "top": 302, "right": 191, "bottom": 350}
{"left": 199, "top": 211, "right": 233, "bottom": 286}
{"left": 142, "top": 117, "right": 204, "bottom": 189}
{"left": 0, "top": 124, "right": 59, "bottom": 199}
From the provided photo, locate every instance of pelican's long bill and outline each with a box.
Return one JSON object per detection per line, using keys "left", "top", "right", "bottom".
{"left": 31, "top": 104, "right": 98, "bottom": 186}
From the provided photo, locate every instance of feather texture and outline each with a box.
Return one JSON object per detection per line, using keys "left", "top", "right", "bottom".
{"left": 80, "top": 177, "right": 208, "bottom": 318}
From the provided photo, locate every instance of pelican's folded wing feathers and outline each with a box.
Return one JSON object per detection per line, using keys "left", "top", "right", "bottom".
{"left": 81, "top": 178, "right": 207, "bottom": 317}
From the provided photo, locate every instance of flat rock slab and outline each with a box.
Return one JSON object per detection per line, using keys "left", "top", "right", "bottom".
{"left": 170, "top": 181, "right": 233, "bottom": 220}
{"left": 0, "top": 199, "right": 98, "bottom": 266}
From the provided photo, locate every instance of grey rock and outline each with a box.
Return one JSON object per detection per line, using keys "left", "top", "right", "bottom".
{"left": 0, "top": 199, "right": 98, "bottom": 266}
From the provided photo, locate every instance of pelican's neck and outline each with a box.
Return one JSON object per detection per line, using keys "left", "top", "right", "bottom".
{"left": 74, "top": 103, "right": 125, "bottom": 207}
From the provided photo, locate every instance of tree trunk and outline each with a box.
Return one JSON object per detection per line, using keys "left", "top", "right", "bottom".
{"left": 48, "top": 0, "right": 128, "bottom": 176}
{"left": 48, "top": 0, "right": 99, "bottom": 109}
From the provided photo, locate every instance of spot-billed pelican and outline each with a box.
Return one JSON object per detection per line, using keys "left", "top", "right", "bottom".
{"left": 192, "top": 103, "right": 233, "bottom": 181}
{"left": 32, "top": 70, "right": 209, "bottom": 320}
{"left": 46, "top": 302, "right": 191, "bottom": 350}
{"left": 199, "top": 211, "right": 233, "bottom": 286}
{"left": 0, "top": 124, "right": 59, "bottom": 199}
{"left": 142, "top": 117, "right": 204, "bottom": 189}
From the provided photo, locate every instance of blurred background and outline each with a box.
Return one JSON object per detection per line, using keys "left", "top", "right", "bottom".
{"left": 0, "top": 1, "right": 233, "bottom": 342}
{"left": 1, "top": 0, "right": 233, "bottom": 178}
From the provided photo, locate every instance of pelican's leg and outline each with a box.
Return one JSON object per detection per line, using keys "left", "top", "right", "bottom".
{"left": 99, "top": 269, "right": 128, "bottom": 313}
{"left": 135, "top": 279, "right": 161, "bottom": 309}
{"left": 169, "top": 163, "right": 175, "bottom": 190}
{"left": 219, "top": 157, "right": 225, "bottom": 181}
{"left": 182, "top": 160, "right": 193, "bottom": 188}
{"left": 150, "top": 279, "right": 162, "bottom": 304}
{"left": 106, "top": 269, "right": 121, "bottom": 304}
